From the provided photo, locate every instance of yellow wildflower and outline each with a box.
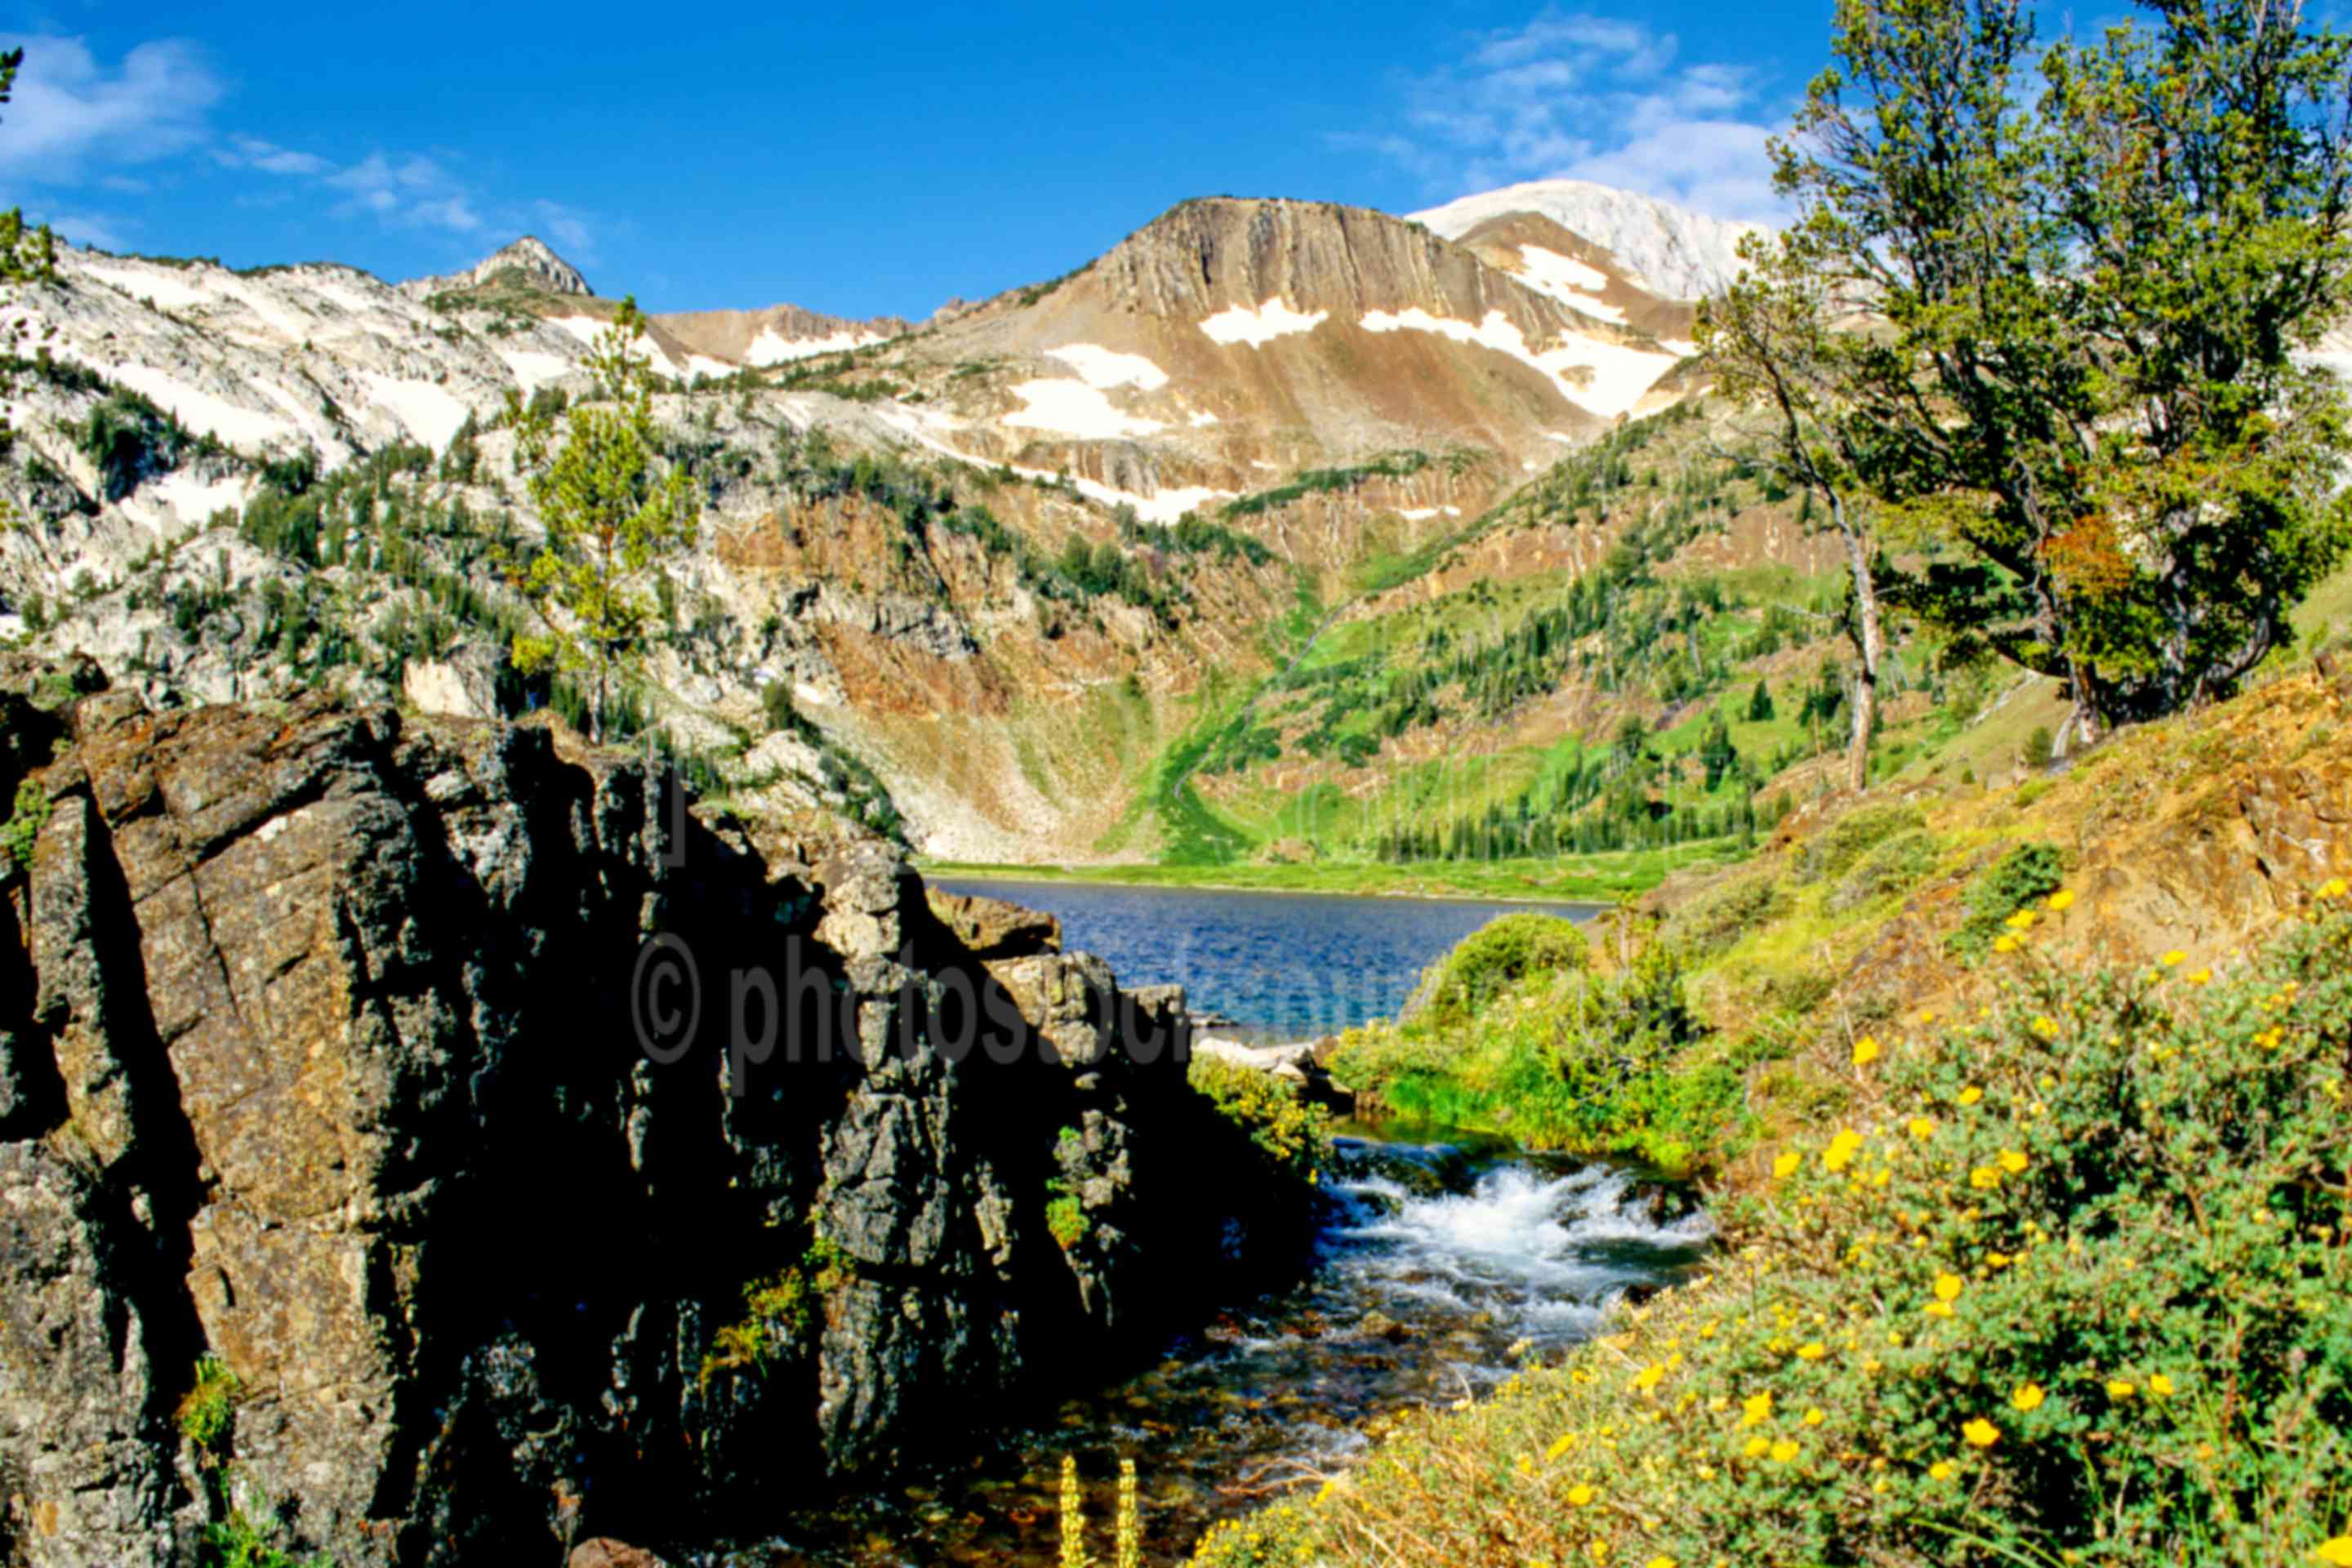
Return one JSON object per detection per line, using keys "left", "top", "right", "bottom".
{"left": 1935, "top": 1272, "right": 1964, "bottom": 1302}
{"left": 1743, "top": 1436, "right": 1770, "bottom": 1459}
{"left": 1769, "top": 1439, "right": 1800, "bottom": 1463}
{"left": 2007, "top": 909, "right": 2037, "bottom": 930}
{"left": 1852, "top": 1036, "right": 1881, "bottom": 1067}
{"left": 1907, "top": 1116, "right": 1936, "bottom": 1139}
{"left": 1797, "top": 1342, "right": 1827, "bottom": 1361}
{"left": 1566, "top": 1483, "right": 1595, "bottom": 1507}
{"left": 2031, "top": 1015, "right": 2061, "bottom": 1040}
{"left": 1772, "top": 1151, "right": 1802, "bottom": 1180}
{"left": 1803, "top": 1407, "right": 1826, "bottom": 1427}
{"left": 1547, "top": 1434, "right": 1576, "bottom": 1461}
{"left": 2162, "top": 950, "right": 2187, "bottom": 967}
{"left": 1998, "top": 1149, "right": 2030, "bottom": 1174}
{"left": 2107, "top": 1380, "right": 2136, "bottom": 1400}
{"left": 1963, "top": 1419, "right": 2000, "bottom": 1448}
{"left": 1958, "top": 1087, "right": 1984, "bottom": 1106}
{"left": 1823, "top": 1129, "right": 1864, "bottom": 1174}
{"left": 2012, "top": 1383, "right": 2046, "bottom": 1412}
{"left": 2189, "top": 967, "right": 2212, "bottom": 985}
{"left": 1646, "top": 1559, "right": 1678, "bottom": 1568}
{"left": 1969, "top": 1166, "right": 2002, "bottom": 1190}
{"left": 1741, "top": 1392, "right": 1773, "bottom": 1427}
{"left": 1993, "top": 934, "right": 2021, "bottom": 954}
{"left": 2319, "top": 877, "right": 2348, "bottom": 899}
{"left": 2312, "top": 1538, "right": 2352, "bottom": 1566}
{"left": 2047, "top": 889, "right": 2075, "bottom": 911}
{"left": 1929, "top": 1461, "right": 1954, "bottom": 1481}
{"left": 1634, "top": 1363, "right": 1665, "bottom": 1392}
{"left": 2149, "top": 1374, "right": 2175, "bottom": 1397}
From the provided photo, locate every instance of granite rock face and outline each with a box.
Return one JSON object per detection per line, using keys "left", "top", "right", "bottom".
{"left": 0, "top": 668, "right": 1301, "bottom": 1566}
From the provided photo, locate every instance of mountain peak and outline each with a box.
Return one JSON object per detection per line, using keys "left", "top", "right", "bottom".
{"left": 466, "top": 235, "right": 593, "bottom": 296}
{"left": 1408, "top": 180, "right": 1767, "bottom": 301}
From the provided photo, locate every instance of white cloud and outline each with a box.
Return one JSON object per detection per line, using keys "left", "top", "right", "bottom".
{"left": 1345, "top": 7, "right": 1789, "bottom": 221}
{"left": 0, "top": 34, "right": 223, "bottom": 185}
{"left": 216, "top": 134, "right": 331, "bottom": 176}
{"left": 321, "top": 151, "right": 486, "bottom": 233}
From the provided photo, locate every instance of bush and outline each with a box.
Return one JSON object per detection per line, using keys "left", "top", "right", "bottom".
{"left": 2024, "top": 724, "right": 2055, "bottom": 768}
{"left": 1332, "top": 943, "right": 1720, "bottom": 1169}
{"left": 0, "top": 778, "right": 50, "bottom": 878}
{"left": 1829, "top": 827, "right": 1943, "bottom": 912}
{"left": 1409, "top": 913, "right": 1589, "bottom": 1026}
{"left": 1187, "top": 1055, "right": 1333, "bottom": 1178}
{"left": 1790, "top": 801, "right": 1928, "bottom": 885}
{"left": 1200, "top": 902, "right": 2352, "bottom": 1568}
{"left": 177, "top": 1356, "right": 239, "bottom": 1453}
{"left": 1659, "top": 869, "right": 1788, "bottom": 959}
{"left": 1945, "top": 841, "right": 2065, "bottom": 964}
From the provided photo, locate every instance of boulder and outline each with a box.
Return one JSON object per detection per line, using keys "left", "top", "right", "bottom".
{"left": 924, "top": 888, "right": 1062, "bottom": 959}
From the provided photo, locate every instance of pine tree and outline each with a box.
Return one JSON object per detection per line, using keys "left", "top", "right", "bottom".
{"left": 506, "top": 297, "right": 700, "bottom": 742}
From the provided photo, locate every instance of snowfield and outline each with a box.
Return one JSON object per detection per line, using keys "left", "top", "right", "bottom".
{"left": 1200, "top": 298, "right": 1329, "bottom": 348}
{"left": 359, "top": 373, "right": 474, "bottom": 449}
{"left": 105, "top": 364, "right": 299, "bottom": 448}
{"left": 1516, "top": 247, "right": 1626, "bottom": 325}
{"left": 499, "top": 349, "right": 576, "bottom": 393}
{"left": 1045, "top": 344, "right": 1170, "bottom": 390}
{"left": 1358, "top": 307, "right": 1677, "bottom": 419}
{"left": 746, "top": 327, "right": 884, "bottom": 366}
{"left": 1002, "top": 380, "right": 1166, "bottom": 439}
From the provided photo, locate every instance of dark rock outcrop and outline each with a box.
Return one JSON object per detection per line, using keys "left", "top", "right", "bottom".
{"left": 0, "top": 671, "right": 1309, "bottom": 1566}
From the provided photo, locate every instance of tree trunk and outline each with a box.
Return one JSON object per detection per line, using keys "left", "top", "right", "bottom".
{"left": 1833, "top": 495, "right": 1883, "bottom": 795}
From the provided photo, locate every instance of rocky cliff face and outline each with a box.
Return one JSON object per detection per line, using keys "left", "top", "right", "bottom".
{"left": 0, "top": 659, "right": 1303, "bottom": 1566}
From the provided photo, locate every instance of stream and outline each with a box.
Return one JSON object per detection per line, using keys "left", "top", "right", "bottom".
{"left": 713, "top": 1129, "right": 1708, "bottom": 1566}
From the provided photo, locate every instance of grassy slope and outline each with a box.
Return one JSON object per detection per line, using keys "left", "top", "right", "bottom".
{"left": 1190, "top": 657, "right": 2352, "bottom": 1568}
{"left": 922, "top": 841, "right": 1742, "bottom": 903}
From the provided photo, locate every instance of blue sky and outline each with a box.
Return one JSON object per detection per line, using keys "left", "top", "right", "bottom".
{"left": 0, "top": 3, "right": 1833, "bottom": 319}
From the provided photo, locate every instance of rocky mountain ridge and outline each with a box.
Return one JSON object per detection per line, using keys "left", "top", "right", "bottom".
{"left": 0, "top": 180, "right": 1750, "bottom": 861}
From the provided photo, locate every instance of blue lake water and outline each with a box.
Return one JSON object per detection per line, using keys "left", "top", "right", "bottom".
{"left": 931, "top": 878, "right": 1604, "bottom": 1039}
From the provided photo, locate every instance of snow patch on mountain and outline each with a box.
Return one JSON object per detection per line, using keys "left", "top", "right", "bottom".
{"left": 1046, "top": 344, "right": 1170, "bottom": 390}
{"left": 1516, "top": 247, "right": 1625, "bottom": 324}
{"left": 500, "top": 350, "right": 575, "bottom": 392}
{"left": 1200, "top": 299, "right": 1329, "bottom": 348}
{"left": 1003, "top": 381, "right": 1166, "bottom": 439}
{"left": 745, "top": 327, "right": 884, "bottom": 366}
{"left": 1358, "top": 308, "right": 1677, "bottom": 418}
{"left": 359, "top": 373, "right": 474, "bottom": 448}
{"left": 105, "top": 364, "right": 298, "bottom": 448}
{"left": 1410, "top": 180, "right": 1766, "bottom": 300}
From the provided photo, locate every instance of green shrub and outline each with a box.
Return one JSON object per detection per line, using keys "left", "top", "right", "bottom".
{"left": 1829, "top": 828, "right": 1943, "bottom": 911}
{"left": 1659, "top": 869, "right": 1788, "bottom": 959}
{"left": 2024, "top": 724, "right": 2055, "bottom": 768}
{"left": 1411, "top": 912, "right": 1589, "bottom": 1026}
{"left": 1790, "top": 801, "right": 1928, "bottom": 885}
{"left": 1187, "top": 1055, "right": 1334, "bottom": 1178}
{"left": 1945, "top": 841, "right": 2065, "bottom": 964}
{"left": 697, "top": 1237, "right": 852, "bottom": 1387}
{"left": 177, "top": 1356, "right": 239, "bottom": 1453}
{"left": 1200, "top": 903, "right": 2352, "bottom": 1568}
{"left": 1332, "top": 944, "right": 1721, "bottom": 1169}
{"left": 0, "top": 778, "right": 50, "bottom": 876}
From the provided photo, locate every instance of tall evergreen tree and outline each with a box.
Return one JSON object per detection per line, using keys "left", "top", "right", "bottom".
{"left": 506, "top": 297, "right": 700, "bottom": 742}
